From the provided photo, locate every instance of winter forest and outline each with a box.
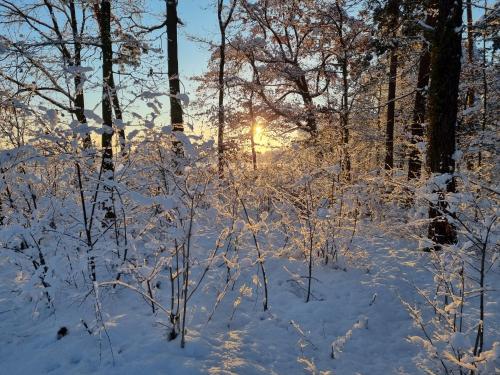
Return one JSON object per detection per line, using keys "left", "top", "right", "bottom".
{"left": 0, "top": 0, "right": 498, "bottom": 374}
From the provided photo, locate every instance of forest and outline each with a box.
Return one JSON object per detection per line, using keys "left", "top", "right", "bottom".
{"left": 0, "top": 0, "right": 498, "bottom": 374}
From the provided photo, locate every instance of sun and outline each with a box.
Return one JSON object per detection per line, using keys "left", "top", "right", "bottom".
{"left": 254, "top": 124, "right": 263, "bottom": 136}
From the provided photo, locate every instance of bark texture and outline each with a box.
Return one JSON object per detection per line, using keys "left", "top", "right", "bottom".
{"left": 426, "top": 0, "right": 462, "bottom": 245}
{"left": 384, "top": 0, "right": 399, "bottom": 171}
{"left": 408, "top": 11, "right": 436, "bottom": 180}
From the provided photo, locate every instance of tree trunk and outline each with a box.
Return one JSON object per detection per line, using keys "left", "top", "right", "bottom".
{"left": 375, "top": 83, "right": 382, "bottom": 170}
{"left": 384, "top": 0, "right": 399, "bottom": 171}
{"left": 407, "top": 49, "right": 430, "bottom": 180}
{"left": 335, "top": 0, "right": 351, "bottom": 180}
{"left": 340, "top": 57, "right": 351, "bottom": 181}
{"left": 166, "top": 0, "right": 184, "bottom": 155}
{"left": 465, "top": 0, "right": 475, "bottom": 107}
{"left": 408, "top": 12, "right": 436, "bottom": 180}
{"left": 426, "top": 0, "right": 462, "bottom": 246}
{"left": 100, "top": 0, "right": 114, "bottom": 175}
{"left": 384, "top": 50, "right": 398, "bottom": 171}
{"left": 69, "top": 0, "right": 91, "bottom": 149}
{"left": 479, "top": 1, "right": 488, "bottom": 168}
{"left": 296, "top": 75, "right": 317, "bottom": 137}
{"left": 217, "top": 32, "right": 226, "bottom": 177}
{"left": 216, "top": 0, "right": 236, "bottom": 177}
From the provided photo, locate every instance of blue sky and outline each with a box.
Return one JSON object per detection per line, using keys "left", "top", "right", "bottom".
{"left": 177, "top": 0, "right": 218, "bottom": 85}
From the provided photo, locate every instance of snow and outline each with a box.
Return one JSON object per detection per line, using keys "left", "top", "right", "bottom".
{"left": 0, "top": 0, "right": 498, "bottom": 373}
{"left": 0, "top": 225, "right": 447, "bottom": 374}
{"left": 177, "top": 93, "right": 190, "bottom": 108}
{"left": 417, "top": 20, "right": 435, "bottom": 32}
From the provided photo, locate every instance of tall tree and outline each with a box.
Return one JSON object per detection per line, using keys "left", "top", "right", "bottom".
{"left": 166, "top": 0, "right": 184, "bottom": 155}
{"left": 318, "top": 0, "right": 371, "bottom": 181}
{"left": 67, "top": 0, "right": 91, "bottom": 149}
{"left": 249, "top": 91, "right": 257, "bottom": 171}
{"left": 94, "top": 2, "right": 144, "bottom": 157}
{"left": 217, "top": 0, "right": 237, "bottom": 178}
{"left": 236, "top": 0, "right": 330, "bottom": 138}
{"left": 384, "top": 0, "right": 400, "bottom": 171}
{"left": 110, "top": 72, "right": 126, "bottom": 155}
{"left": 408, "top": 9, "right": 436, "bottom": 180}
{"left": 426, "top": 0, "right": 462, "bottom": 245}
{"left": 465, "top": 0, "right": 475, "bottom": 108}
{"left": 99, "top": 0, "right": 114, "bottom": 175}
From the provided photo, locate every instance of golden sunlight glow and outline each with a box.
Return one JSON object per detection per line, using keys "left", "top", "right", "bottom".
{"left": 254, "top": 124, "right": 263, "bottom": 136}
{"left": 250, "top": 118, "right": 281, "bottom": 154}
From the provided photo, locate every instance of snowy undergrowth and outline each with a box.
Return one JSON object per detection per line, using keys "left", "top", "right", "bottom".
{"left": 1, "top": 224, "right": 431, "bottom": 375}
{"left": 0, "top": 141, "right": 498, "bottom": 375}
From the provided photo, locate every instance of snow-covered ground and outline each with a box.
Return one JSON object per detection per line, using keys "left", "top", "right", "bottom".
{"left": 0, "top": 227, "right": 498, "bottom": 374}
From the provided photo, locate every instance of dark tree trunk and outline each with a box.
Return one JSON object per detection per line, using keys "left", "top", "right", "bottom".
{"left": 464, "top": 0, "right": 477, "bottom": 169}
{"left": 407, "top": 50, "right": 430, "bottom": 180}
{"left": 334, "top": 1, "right": 351, "bottom": 180}
{"left": 166, "top": 0, "right": 184, "bottom": 146}
{"left": 408, "top": 12, "right": 436, "bottom": 180}
{"left": 479, "top": 9, "right": 488, "bottom": 168}
{"left": 216, "top": 0, "right": 236, "bottom": 178}
{"left": 340, "top": 57, "right": 351, "bottom": 181}
{"left": 217, "top": 33, "right": 226, "bottom": 177}
{"left": 465, "top": 0, "right": 475, "bottom": 107}
{"left": 69, "top": 0, "right": 91, "bottom": 149}
{"left": 384, "top": 0, "right": 399, "bottom": 171}
{"left": 100, "top": 0, "right": 114, "bottom": 175}
{"left": 94, "top": 1, "right": 125, "bottom": 155}
{"left": 297, "top": 75, "right": 318, "bottom": 137}
{"left": 426, "top": 0, "right": 462, "bottom": 246}
{"left": 384, "top": 50, "right": 398, "bottom": 171}
{"left": 375, "top": 84, "right": 382, "bottom": 169}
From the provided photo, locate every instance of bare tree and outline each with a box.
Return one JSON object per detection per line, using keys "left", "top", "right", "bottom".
{"left": 0, "top": 0, "right": 92, "bottom": 148}
{"left": 465, "top": 0, "right": 475, "bottom": 108}
{"left": 236, "top": 0, "right": 331, "bottom": 138}
{"left": 217, "top": 0, "right": 237, "bottom": 177}
{"left": 318, "top": 0, "right": 371, "bottom": 180}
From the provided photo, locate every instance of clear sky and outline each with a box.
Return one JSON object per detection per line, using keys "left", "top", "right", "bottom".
{"left": 177, "top": 0, "right": 218, "bottom": 85}
{"left": 152, "top": 0, "right": 218, "bottom": 99}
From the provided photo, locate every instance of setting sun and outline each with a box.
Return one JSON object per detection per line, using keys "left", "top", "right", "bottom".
{"left": 254, "top": 124, "right": 263, "bottom": 136}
